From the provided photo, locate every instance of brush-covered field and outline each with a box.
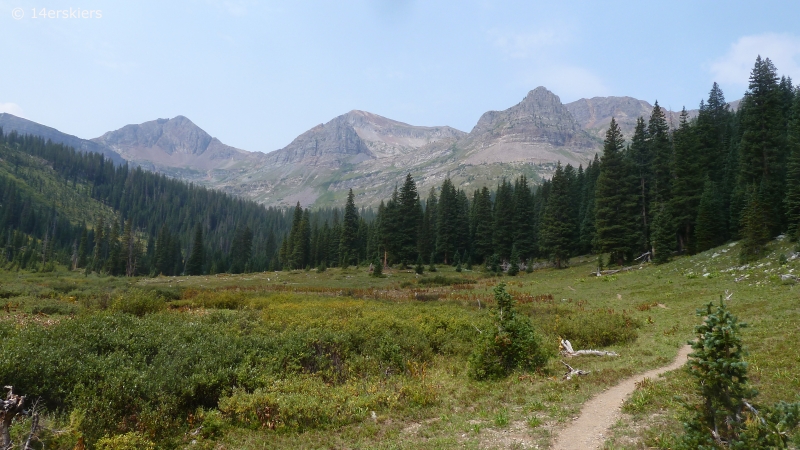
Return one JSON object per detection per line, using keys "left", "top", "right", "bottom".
{"left": 1, "top": 238, "right": 799, "bottom": 449}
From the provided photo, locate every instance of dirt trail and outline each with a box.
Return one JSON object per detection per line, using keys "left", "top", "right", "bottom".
{"left": 550, "top": 345, "right": 692, "bottom": 450}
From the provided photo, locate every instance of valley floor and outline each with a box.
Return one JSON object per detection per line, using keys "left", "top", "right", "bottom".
{"left": 1, "top": 237, "right": 799, "bottom": 449}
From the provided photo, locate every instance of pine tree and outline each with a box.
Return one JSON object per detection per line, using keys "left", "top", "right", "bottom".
{"left": 785, "top": 90, "right": 800, "bottom": 241}
{"left": 594, "top": 119, "right": 638, "bottom": 265}
{"left": 396, "top": 174, "right": 422, "bottom": 266}
{"left": 229, "top": 226, "right": 253, "bottom": 273}
{"left": 648, "top": 101, "right": 672, "bottom": 207}
{"left": 671, "top": 108, "right": 703, "bottom": 254}
{"left": 493, "top": 179, "right": 514, "bottom": 261}
{"left": 507, "top": 245, "right": 519, "bottom": 276}
{"left": 541, "top": 163, "right": 574, "bottom": 268}
{"left": 436, "top": 178, "right": 459, "bottom": 264}
{"left": 694, "top": 179, "right": 724, "bottom": 252}
{"left": 739, "top": 184, "right": 770, "bottom": 263}
{"left": 651, "top": 202, "right": 674, "bottom": 264}
{"left": 630, "top": 117, "right": 652, "bottom": 250}
{"left": 186, "top": 225, "right": 204, "bottom": 275}
{"left": 471, "top": 186, "right": 494, "bottom": 264}
{"left": 736, "top": 56, "right": 787, "bottom": 237}
{"left": 339, "top": 189, "right": 360, "bottom": 267}
{"left": 512, "top": 176, "right": 535, "bottom": 260}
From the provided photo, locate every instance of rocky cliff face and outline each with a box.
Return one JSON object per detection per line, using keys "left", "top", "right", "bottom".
{"left": 456, "top": 87, "right": 598, "bottom": 167}
{"left": 92, "top": 116, "right": 254, "bottom": 172}
{"left": 0, "top": 113, "right": 124, "bottom": 164}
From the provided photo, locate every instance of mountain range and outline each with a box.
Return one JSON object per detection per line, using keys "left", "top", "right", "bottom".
{"left": 0, "top": 88, "right": 739, "bottom": 208}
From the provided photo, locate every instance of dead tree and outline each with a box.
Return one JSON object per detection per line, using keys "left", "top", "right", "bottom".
{"left": 2, "top": 386, "right": 25, "bottom": 449}
{"left": 560, "top": 339, "right": 619, "bottom": 357}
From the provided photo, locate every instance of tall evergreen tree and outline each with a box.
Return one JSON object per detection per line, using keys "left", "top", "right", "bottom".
{"left": 785, "top": 89, "right": 800, "bottom": 241}
{"left": 186, "top": 225, "right": 205, "bottom": 275}
{"left": 471, "top": 186, "right": 494, "bottom": 263}
{"left": 736, "top": 56, "right": 787, "bottom": 236}
{"left": 739, "top": 184, "right": 771, "bottom": 262}
{"left": 695, "top": 179, "right": 724, "bottom": 252}
{"left": 648, "top": 101, "right": 673, "bottom": 207}
{"left": 651, "top": 202, "right": 674, "bottom": 264}
{"left": 396, "top": 174, "right": 422, "bottom": 265}
{"left": 436, "top": 178, "right": 459, "bottom": 264}
{"left": 594, "top": 119, "right": 638, "bottom": 265}
{"left": 339, "top": 189, "right": 360, "bottom": 266}
{"left": 541, "top": 163, "right": 574, "bottom": 268}
{"left": 671, "top": 108, "right": 703, "bottom": 254}
{"left": 512, "top": 176, "right": 536, "bottom": 260}
{"left": 492, "top": 179, "right": 514, "bottom": 261}
{"left": 629, "top": 117, "right": 652, "bottom": 251}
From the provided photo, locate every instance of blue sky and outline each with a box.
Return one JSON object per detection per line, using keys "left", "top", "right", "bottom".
{"left": 2, "top": 0, "right": 800, "bottom": 152}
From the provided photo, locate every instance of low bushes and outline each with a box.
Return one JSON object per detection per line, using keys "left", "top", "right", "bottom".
{"left": 554, "top": 310, "right": 640, "bottom": 348}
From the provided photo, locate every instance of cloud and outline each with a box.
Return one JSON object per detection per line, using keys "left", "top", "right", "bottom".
{"left": 517, "top": 65, "right": 610, "bottom": 102}
{"left": 710, "top": 33, "right": 800, "bottom": 87}
{"left": 0, "top": 102, "right": 25, "bottom": 118}
{"left": 489, "top": 29, "right": 565, "bottom": 59}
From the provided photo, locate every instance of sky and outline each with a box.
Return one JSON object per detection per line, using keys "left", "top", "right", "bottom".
{"left": 2, "top": 0, "right": 800, "bottom": 153}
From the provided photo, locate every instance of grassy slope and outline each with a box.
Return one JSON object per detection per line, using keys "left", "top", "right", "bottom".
{"left": 1, "top": 237, "right": 799, "bottom": 449}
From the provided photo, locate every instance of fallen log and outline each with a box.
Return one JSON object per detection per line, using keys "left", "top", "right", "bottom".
{"left": 561, "top": 361, "right": 590, "bottom": 380}
{"left": 560, "top": 339, "right": 619, "bottom": 357}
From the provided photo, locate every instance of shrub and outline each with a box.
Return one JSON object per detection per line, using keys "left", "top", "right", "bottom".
{"left": 110, "top": 288, "right": 165, "bottom": 316}
{"left": 96, "top": 432, "right": 156, "bottom": 450}
{"left": 554, "top": 311, "right": 640, "bottom": 348}
{"left": 469, "top": 283, "right": 550, "bottom": 380}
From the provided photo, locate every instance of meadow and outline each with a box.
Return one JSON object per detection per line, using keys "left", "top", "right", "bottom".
{"left": 1, "top": 237, "right": 799, "bottom": 449}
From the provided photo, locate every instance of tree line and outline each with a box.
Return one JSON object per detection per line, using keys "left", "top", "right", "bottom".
{"left": 284, "top": 55, "right": 800, "bottom": 270}
{"left": 2, "top": 55, "right": 798, "bottom": 276}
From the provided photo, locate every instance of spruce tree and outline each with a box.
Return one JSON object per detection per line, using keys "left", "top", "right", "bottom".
{"left": 396, "top": 174, "right": 422, "bottom": 266}
{"left": 594, "top": 119, "right": 638, "bottom": 265}
{"left": 436, "top": 178, "right": 458, "bottom": 264}
{"left": 671, "top": 108, "right": 703, "bottom": 254}
{"left": 339, "top": 188, "right": 360, "bottom": 267}
{"left": 186, "top": 225, "right": 204, "bottom": 276}
{"left": 512, "top": 176, "right": 535, "bottom": 260}
{"left": 651, "top": 202, "right": 674, "bottom": 264}
{"left": 785, "top": 90, "right": 800, "bottom": 241}
{"left": 694, "top": 179, "right": 723, "bottom": 252}
{"left": 736, "top": 56, "right": 787, "bottom": 237}
{"left": 492, "top": 179, "right": 515, "bottom": 261}
{"left": 648, "top": 101, "right": 672, "bottom": 207}
{"left": 471, "top": 186, "right": 494, "bottom": 264}
{"left": 739, "top": 184, "right": 771, "bottom": 263}
{"left": 507, "top": 245, "right": 520, "bottom": 276}
{"left": 542, "top": 163, "right": 574, "bottom": 268}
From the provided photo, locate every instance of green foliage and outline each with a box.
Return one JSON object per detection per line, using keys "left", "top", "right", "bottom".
{"left": 678, "top": 299, "right": 800, "bottom": 449}
{"left": 554, "top": 311, "right": 640, "bottom": 349}
{"left": 110, "top": 288, "right": 165, "bottom": 316}
{"left": 542, "top": 163, "right": 576, "bottom": 268}
{"left": 469, "top": 283, "right": 550, "bottom": 380}
{"left": 96, "top": 432, "right": 156, "bottom": 450}
{"left": 371, "top": 258, "right": 383, "bottom": 277}
{"left": 652, "top": 202, "right": 675, "bottom": 264}
{"left": 739, "top": 185, "right": 771, "bottom": 263}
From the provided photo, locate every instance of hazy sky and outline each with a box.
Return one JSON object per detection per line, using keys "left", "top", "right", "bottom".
{"left": 2, "top": 1, "right": 800, "bottom": 152}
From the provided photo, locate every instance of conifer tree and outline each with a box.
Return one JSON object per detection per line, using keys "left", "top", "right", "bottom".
{"left": 651, "top": 202, "right": 674, "bottom": 264}
{"left": 648, "top": 101, "right": 673, "bottom": 207}
{"left": 695, "top": 179, "right": 724, "bottom": 252}
{"left": 736, "top": 56, "right": 787, "bottom": 236}
{"left": 739, "top": 185, "right": 771, "bottom": 263}
{"left": 229, "top": 226, "right": 253, "bottom": 273}
{"left": 785, "top": 90, "right": 800, "bottom": 241}
{"left": 671, "top": 108, "right": 703, "bottom": 254}
{"left": 512, "top": 176, "right": 535, "bottom": 260}
{"left": 578, "top": 154, "right": 601, "bottom": 254}
{"left": 542, "top": 163, "right": 574, "bottom": 268}
{"left": 594, "top": 119, "right": 638, "bottom": 265}
{"left": 471, "top": 186, "right": 494, "bottom": 264}
{"left": 507, "top": 245, "right": 520, "bottom": 276}
{"left": 436, "top": 178, "right": 459, "bottom": 264}
{"left": 492, "top": 179, "right": 514, "bottom": 261}
{"left": 187, "top": 225, "right": 204, "bottom": 275}
{"left": 418, "top": 188, "right": 438, "bottom": 260}
{"left": 396, "top": 174, "right": 422, "bottom": 266}
{"left": 339, "top": 188, "right": 360, "bottom": 267}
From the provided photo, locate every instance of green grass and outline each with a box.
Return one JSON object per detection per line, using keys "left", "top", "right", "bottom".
{"left": 1, "top": 237, "right": 799, "bottom": 449}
